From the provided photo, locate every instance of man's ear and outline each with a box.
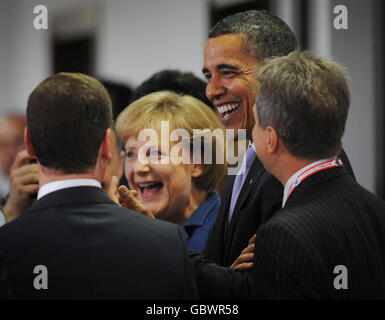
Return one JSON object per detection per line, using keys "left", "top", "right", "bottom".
{"left": 265, "top": 126, "right": 278, "bottom": 155}
{"left": 101, "top": 128, "right": 112, "bottom": 162}
{"left": 24, "top": 127, "right": 36, "bottom": 157}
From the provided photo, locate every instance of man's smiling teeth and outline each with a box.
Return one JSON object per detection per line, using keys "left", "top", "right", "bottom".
{"left": 138, "top": 182, "right": 162, "bottom": 189}
{"left": 218, "top": 103, "right": 240, "bottom": 114}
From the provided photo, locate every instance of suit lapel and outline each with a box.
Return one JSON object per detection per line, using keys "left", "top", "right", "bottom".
{"left": 224, "top": 157, "right": 265, "bottom": 262}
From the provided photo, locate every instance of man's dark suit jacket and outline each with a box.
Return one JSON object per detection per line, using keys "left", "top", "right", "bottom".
{"left": 0, "top": 186, "right": 197, "bottom": 299}
{"left": 0, "top": 250, "right": 9, "bottom": 299}
{"left": 204, "top": 149, "right": 355, "bottom": 267}
{"left": 252, "top": 166, "right": 385, "bottom": 299}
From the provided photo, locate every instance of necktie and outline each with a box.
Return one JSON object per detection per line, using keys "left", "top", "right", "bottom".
{"left": 228, "top": 144, "right": 256, "bottom": 224}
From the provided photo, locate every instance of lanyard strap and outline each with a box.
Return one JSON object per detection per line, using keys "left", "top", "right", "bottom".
{"left": 286, "top": 157, "right": 344, "bottom": 202}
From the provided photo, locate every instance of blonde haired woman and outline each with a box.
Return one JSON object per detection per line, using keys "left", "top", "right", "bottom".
{"left": 115, "top": 91, "right": 226, "bottom": 253}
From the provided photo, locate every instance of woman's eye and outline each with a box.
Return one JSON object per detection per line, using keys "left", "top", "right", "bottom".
{"left": 126, "top": 151, "right": 135, "bottom": 158}
{"left": 150, "top": 150, "right": 163, "bottom": 157}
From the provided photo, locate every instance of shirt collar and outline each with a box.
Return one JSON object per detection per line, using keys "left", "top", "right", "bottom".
{"left": 235, "top": 142, "right": 256, "bottom": 175}
{"left": 38, "top": 179, "right": 102, "bottom": 200}
{"left": 282, "top": 158, "right": 333, "bottom": 208}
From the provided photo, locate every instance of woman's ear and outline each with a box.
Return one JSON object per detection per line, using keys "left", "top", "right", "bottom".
{"left": 191, "top": 163, "right": 204, "bottom": 179}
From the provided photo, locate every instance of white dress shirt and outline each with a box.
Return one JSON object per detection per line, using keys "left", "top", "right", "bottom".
{"left": 37, "top": 178, "right": 102, "bottom": 200}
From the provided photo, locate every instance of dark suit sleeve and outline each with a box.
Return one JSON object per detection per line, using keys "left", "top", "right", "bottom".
{"left": 189, "top": 251, "right": 252, "bottom": 299}
{"left": 176, "top": 227, "right": 199, "bottom": 299}
{"left": 0, "top": 250, "right": 10, "bottom": 299}
{"left": 252, "top": 221, "right": 321, "bottom": 299}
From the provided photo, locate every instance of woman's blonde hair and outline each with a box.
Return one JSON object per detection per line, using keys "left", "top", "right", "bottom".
{"left": 116, "top": 91, "right": 226, "bottom": 192}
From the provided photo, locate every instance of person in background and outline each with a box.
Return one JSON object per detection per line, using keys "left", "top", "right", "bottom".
{"left": 130, "top": 69, "right": 214, "bottom": 111}
{"left": 0, "top": 113, "right": 39, "bottom": 225}
{"left": 115, "top": 91, "right": 226, "bottom": 253}
{"left": 249, "top": 51, "right": 385, "bottom": 299}
{"left": 101, "top": 80, "right": 133, "bottom": 121}
{"left": 0, "top": 73, "right": 197, "bottom": 299}
{"left": 0, "top": 114, "right": 27, "bottom": 198}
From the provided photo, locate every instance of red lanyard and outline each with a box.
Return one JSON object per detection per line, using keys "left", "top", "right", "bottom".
{"left": 286, "top": 158, "right": 344, "bottom": 203}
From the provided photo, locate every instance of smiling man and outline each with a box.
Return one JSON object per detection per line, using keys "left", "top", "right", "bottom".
{"left": 200, "top": 10, "right": 355, "bottom": 270}
{"left": 202, "top": 34, "right": 258, "bottom": 136}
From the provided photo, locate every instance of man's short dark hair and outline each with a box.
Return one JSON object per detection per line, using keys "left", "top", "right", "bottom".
{"left": 256, "top": 51, "right": 350, "bottom": 159}
{"left": 209, "top": 10, "right": 298, "bottom": 60}
{"left": 130, "top": 69, "right": 214, "bottom": 110}
{"left": 27, "top": 72, "right": 112, "bottom": 173}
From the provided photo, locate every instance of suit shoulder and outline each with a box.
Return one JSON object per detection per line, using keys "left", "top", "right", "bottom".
{"left": 109, "top": 204, "right": 183, "bottom": 236}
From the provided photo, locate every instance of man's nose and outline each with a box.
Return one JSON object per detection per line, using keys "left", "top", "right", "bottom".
{"left": 206, "top": 76, "right": 226, "bottom": 102}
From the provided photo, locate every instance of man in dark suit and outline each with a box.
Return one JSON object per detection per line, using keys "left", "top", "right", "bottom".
{"left": 249, "top": 51, "right": 385, "bottom": 299}
{"left": 201, "top": 10, "right": 355, "bottom": 268}
{"left": 0, "top": 251, "right": 9, "bottom": 299}
{"left": 0, "top": 73, "right": 197, "bottom": 299}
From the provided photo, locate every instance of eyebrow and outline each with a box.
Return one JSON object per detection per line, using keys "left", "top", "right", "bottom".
{"left": 202, "top": 64, "right": 239, "bottom": 74}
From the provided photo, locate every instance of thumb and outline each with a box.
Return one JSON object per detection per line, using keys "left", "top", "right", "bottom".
{"left": 107, "top": 176, "right": 120, "bottom": 204}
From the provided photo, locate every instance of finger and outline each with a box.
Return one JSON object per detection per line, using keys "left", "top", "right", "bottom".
{"left": 241, "top": 243, "right": 255, "bottom": 254}
{"left": 108, "top": 176, "right": 119, "bottom": 195}
{"left": 231, "top": 253, "right": 254, "bottom": 268}
{"left": 10, "top": 150, "right": 32, "bottom": 171}
{"left": 119, "top": 188, "right": 138, "bottom": 206}
{"left": 118, "top": 187, "right": 137, "bottom": 205}
{"left": 232, "top": 262, "right": 253, "bottom": 271}
{"left": 19, "top": 183, "right": 40, "bottom": 195}
{"left": 11, "top": 163, "right": 38, "bottom": 179}
{"left": 107, "top": 176, "right": 120, "bottom": 204}
{"left": 119, "top": 189, "right": 154, "bottom": 219}
{"left": 125, "top": 190, "right": 143, "bottom": 208}
{"left": 238, "top": 253, "right": 254, "bottom": 263}
{"left": 230, "top": 251, "right": 254, "bottom": 269}
{"left": 119, "top": 186, "right": 137, "bottom": 197}
{"left": 14, "top": 172, "right": 39, "bottom": 186}
{"left": 248, "top": 233, "right": 257, "bottom": 246}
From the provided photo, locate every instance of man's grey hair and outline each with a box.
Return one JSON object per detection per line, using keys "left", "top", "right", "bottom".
{"left": 209, "top": 10, "right": 298, "bottom": 60}
{"left": 256, "top": 51, "right": 350, "bottom": 159}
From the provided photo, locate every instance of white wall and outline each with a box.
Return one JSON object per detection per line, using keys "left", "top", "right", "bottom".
{"left": 0, "top": 0, "right": 12, "bottom": 117}
{"left": 330, "top": 0, "right": 377, "bottom": 192}
{"left": 97, "top": 0, "right": 209, "bottom": 86}
{"left": 0, "top": 0, "right": 209, "bottom": 115}
{"left": 0, "top": 0, "right": 50, "bottom": 116}
{"left": 273, "top": 0, "right": 378, "bottom": 193}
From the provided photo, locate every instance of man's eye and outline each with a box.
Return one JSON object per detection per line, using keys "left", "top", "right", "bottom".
{"left": 203, "top": 73, "right": 211, "bottom": 80}
{"left": 222, "top": 70, "right": 237, "bottom": 77}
